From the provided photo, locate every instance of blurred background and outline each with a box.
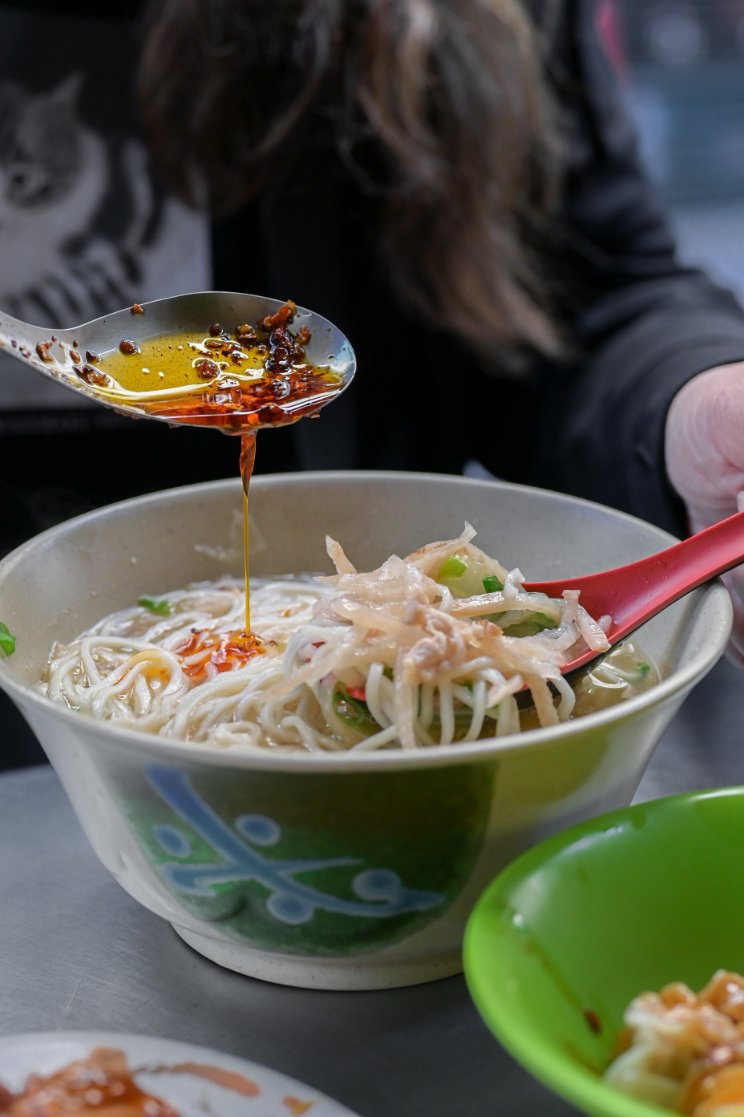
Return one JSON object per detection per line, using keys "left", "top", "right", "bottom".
{"left": 608, "top": 0, "right": 744, "bottom": 299}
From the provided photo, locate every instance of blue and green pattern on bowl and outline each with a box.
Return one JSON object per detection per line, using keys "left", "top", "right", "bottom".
{"left": 121, "top": 759, "right": 493, "bottom": 954}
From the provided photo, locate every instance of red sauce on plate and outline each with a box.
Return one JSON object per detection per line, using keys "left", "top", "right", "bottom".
{"left": 0, "top": 1047, "right": 179, "bottom": 1116}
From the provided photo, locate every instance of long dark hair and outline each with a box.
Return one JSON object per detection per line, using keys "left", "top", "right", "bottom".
{"left": 139, "top": 0, "right": 564, "bottom": 359}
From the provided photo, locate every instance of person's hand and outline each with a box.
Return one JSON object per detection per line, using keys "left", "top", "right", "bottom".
{"left": 665, "top": 361, "right": 744, "bottom": 662}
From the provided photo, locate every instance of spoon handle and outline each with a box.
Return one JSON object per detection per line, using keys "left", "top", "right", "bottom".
{"left": 0, "top": 309, "right": 72, "bottom": 373}
{"left": 524, "top": 507, "right": 744, "bottom": 642}
{"left": 0, "top": 309, "right": 61, "bottom": 349}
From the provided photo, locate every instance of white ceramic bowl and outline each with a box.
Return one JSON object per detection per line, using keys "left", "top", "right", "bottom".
{"left": 0, "top": 472, "right": 731, "bottom": 990}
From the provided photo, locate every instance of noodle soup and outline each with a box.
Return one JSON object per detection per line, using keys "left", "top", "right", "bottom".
{"left": 39, "top": 527, "right": 658, "bottom": 752}
{"left": 0, "top": 472, "right": 728, "bottom": 988}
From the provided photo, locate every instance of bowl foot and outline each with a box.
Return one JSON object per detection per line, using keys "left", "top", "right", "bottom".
{"left": 171, "top": 924, "right": 463, "bottom": 990}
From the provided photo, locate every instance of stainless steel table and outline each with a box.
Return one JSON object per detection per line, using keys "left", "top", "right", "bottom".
{"left": 2, "top": 655, "right": 743, "bottom": 1117}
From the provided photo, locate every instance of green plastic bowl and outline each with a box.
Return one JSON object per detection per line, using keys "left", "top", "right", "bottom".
{"left": 464, "top": 787, "right": 744, "bottom": 1117}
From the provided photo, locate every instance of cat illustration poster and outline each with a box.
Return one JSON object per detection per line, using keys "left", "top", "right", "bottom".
{"left": 0, "top": 70, "right": 209, "bottom": 410}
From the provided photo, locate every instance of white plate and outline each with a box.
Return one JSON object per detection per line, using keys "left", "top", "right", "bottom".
{"left": 0, "top": 1032, "right": 363, "bottom": 1116}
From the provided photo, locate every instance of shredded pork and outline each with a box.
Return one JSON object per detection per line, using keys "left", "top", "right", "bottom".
{"left": 280, "top": 525, "right": 611, "bottom": 748}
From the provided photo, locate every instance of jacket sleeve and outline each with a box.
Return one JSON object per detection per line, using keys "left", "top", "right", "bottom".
{"left": 529, "top": 0, "right": 744, "bottom": 536}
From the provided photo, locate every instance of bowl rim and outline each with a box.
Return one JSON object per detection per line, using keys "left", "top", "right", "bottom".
{"left": 463, "top": 785, "right": 744, "bottom": 1117}
{"left": 0, "top": 471, "right": 732, "bottom": 773}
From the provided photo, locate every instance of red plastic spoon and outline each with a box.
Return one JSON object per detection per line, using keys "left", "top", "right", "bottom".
{"left": 521, "top": 506, "right": 744, "bottom": 676}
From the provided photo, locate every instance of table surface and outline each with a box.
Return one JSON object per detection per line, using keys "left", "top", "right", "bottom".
{"left": 2, "top": 655, "right": 743, "bottom": 1117}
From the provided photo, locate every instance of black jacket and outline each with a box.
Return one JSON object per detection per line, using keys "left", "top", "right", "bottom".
{"left": 212, "top": 0, "right": 744, "bottom": 537}
{"left": 2, "top": 0, "right": 744, "bottom": 545}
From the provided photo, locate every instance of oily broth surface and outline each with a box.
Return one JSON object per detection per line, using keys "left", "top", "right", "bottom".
{"left": 519, "top": 642, "right": 659, "bottom": 732}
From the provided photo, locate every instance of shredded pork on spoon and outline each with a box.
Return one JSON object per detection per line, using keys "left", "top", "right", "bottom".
{"left": 281, "top": 524, "right": 611, "bottom": 750}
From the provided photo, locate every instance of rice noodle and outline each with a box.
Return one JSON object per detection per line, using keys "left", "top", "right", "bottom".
{"left": 39, "top": 526, "right": 618, "bottom": 753}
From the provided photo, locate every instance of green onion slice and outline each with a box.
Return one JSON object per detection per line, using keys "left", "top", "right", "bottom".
{"left": 502, "top": 611, "right": 559, "bottom": 637}
{"left": 332, "top": 683, "right": 379, "bottom": 735}
{"left": 482, "top": 575, "right": 504, "bottom": 593}
{"left": 137, "top": 596, "right": 173, "bottom": 616}
{"left": 437, "top": 554, "right": 468, "bottom": 580}
{"left": 0, "top": 622, "right": 16, "bottom": 657}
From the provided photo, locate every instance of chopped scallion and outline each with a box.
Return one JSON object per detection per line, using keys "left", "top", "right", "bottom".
{"left": 502, "top": 611, "right": 559, "bottom": 637}
{"left": 138, "top": 596, "right": 172, "bottom": 616}
{"left": 332, "top": 683, "right": 379, "bottom": 735}
{"left": 437, "top": 554, "right": 468, "bottom": 580}
{"left": 0, "top": 622, "right": 15, "bottom": 657}
{"left": 482, "top": 575, "right": 503, "bottom": 593}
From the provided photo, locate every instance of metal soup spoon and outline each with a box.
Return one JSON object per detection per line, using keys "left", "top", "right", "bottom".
{"left": 0, "top": 291, "right": 356, "bottom": 430}
{"left": 522, "top": 507, "right": 744, "bottom": 677}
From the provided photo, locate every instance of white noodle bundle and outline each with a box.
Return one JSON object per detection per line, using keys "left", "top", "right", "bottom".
{"left": 39, "top": 527, "right": 611, "bottom": 753}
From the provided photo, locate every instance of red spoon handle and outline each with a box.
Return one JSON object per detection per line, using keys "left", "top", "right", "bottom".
{"left": 523, "top": 507, "right": 744, "bottom": 642}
